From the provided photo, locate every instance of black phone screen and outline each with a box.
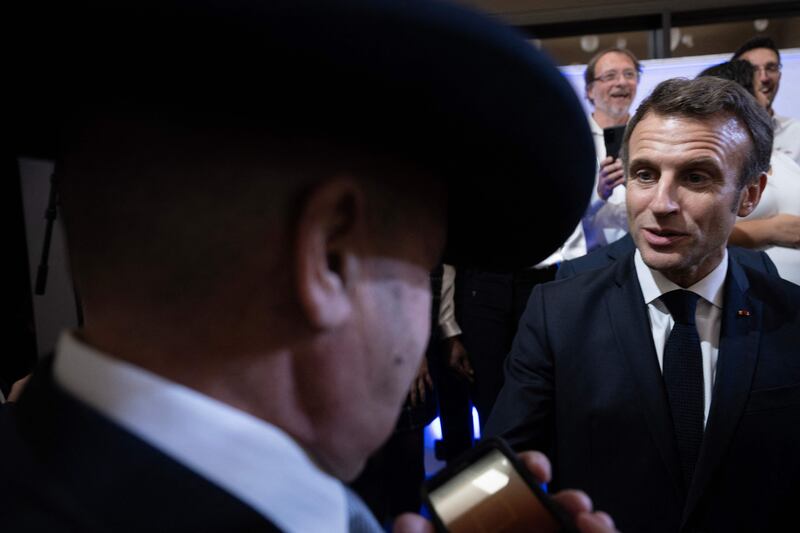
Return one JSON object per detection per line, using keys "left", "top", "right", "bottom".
{"left": 427, "top": 448, "right": 562, "bottom": 533}
{"left": 603, "top": 125, "right": 626, "bottom": 160}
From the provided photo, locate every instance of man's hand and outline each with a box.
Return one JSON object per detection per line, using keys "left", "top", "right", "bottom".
{"left": 442, "top": 336, "right": 474, "bottom": 383}
{"left": 597, "top": 156, "right": 625, "bottom": 201}
{"left": 409, "top": 358, "right": 434, "bottom": 407}
{"left": 393, "top": 450, "right": 617, "bottom": 533}
{"left": 7, "top": 374, "right": 31, "bottom": 403}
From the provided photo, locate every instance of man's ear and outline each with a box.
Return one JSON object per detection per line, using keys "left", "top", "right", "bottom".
{"left": 737, "top": 172, "right": 767, "bottom": 217}
{"left": 585, "top": 82, "right": 595, "bottom": 106}
{"left": 294, "top": 176, "right": 366, "bottom": 329}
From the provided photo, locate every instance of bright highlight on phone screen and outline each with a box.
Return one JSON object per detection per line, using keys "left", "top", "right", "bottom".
{"left": 423, "top": 438, "right": 575, "bottom": 533}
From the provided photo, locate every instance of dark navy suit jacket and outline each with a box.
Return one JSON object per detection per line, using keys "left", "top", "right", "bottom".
{"left": 0, "top": 358, "right": 282, "bottom": 532}
{"left": 486, "top": 250, "right": 800, "bottom": 533}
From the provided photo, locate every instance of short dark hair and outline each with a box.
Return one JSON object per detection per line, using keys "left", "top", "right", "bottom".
{"left": 621, "top": 77, "right": 772, "bottom": 188}
{"left": 698, "top": 60, "right": 756, "bottom": 97}
{"left": 732, "top": 36, "right": 781, "bottom": 63}
{"left": 584, "top": 47, "right": 642, "bottom": 88}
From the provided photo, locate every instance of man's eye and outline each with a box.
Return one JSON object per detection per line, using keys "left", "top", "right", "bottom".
{"left": 685, "top": 173, "right": 708, "bottom": 185}
{"left": 634, "top": 170, "right": 655, "bottom": 182}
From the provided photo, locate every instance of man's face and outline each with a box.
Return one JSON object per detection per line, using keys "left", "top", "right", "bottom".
{"left": 739, "top": 47, "right": 781, "bottom": 110}
{"left": 587, "top": 51, "right": 639, "bottom": 121}
{"left": 626, "top": 112, "right": 758, "bottom": 286}
{"left": 321, "top": 192, "right": 446, "bottom": 480}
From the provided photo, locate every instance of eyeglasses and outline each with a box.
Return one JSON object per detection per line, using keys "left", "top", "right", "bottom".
{"left": 753, "top": 63, "right": 782, "bottom": 76}
{"left": 594, "top": 69, "right": 638, "bottom": 83}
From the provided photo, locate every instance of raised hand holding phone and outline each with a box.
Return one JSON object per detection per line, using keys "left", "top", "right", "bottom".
{"left": 416, "top": 438, "right": 616, "bottom": 533}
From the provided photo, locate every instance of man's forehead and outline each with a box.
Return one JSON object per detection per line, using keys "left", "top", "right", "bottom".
{"left": 740, "top": 47, "right": 779, "bottom": 64}
{"left": 629, "top": 112, "right": 751, "bottom": 161}
{"left": 596, "top": 51, "right": 636, "bottom": 71}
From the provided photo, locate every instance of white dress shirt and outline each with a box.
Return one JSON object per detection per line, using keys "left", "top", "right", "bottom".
{"left": 582, "top": 115, "right": 629, "bottom": 253}
{"left": 739, "top": 151, "right": 800, "bottom": 285}
{"left": 54, "top": 332, "right": 348, "bottom": 533}
{"left": 439, "top": 264, "right": 462, "bottom": 339}
{"left": 773, "top": 113, "right": 800, "bottom": 166}
{"left": 634, "top": 250, "right": 728, "bottom": 425}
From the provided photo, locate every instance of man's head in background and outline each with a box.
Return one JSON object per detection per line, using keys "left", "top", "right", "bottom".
{"left": 621, "top": 77, "right": 772, "bottom": 286}
{"left": 698, "top": 59, "right": 768, "bottom": 107}
{"left": 732, "top": 36, "right": 782, "bottom": 114}
{"left": 584, "top": 48, "right": 642, "bottom": 127}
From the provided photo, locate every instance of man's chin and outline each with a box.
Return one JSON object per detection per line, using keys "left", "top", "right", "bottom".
{"left": 639, "top": 247, "right": 687, "bottom": 273}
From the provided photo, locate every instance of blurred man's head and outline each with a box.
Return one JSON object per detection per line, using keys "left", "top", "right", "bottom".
{"left": 621, "top": 77, "right": 771, "bottom": 287}
{"left": 698, "top": 59, "right": 769, "bottom": 108}
{"left": 58, "top": 110, "right": 448, "bottom": 479}
{"left": 584, "top": 48, "right": 641, "bottom": 127}
{"left": 24, "top": 0, "right": 596, "bottom": 482}
{"left": 732, "top": 36, "right": 782, "bottom": 112}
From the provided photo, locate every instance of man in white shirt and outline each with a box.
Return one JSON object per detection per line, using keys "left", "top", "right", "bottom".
{"left": 581, "top": 47, "right": 642, "bottom": 253}
{"left": 2, "top": 2, "right": 616, "bottom": 533}
{"left": 486, "top": 77, "right": 800, "bottom": 533}
{"left": 733, "top": 36, "right": 800, "bottom": 165}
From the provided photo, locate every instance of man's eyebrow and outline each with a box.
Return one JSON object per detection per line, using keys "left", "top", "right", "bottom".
{"left": 628, "top": 157, "right": 654, "bottom": 169}
{"left": 677, "top": 157, "right": 724, "bottom": 171}
{"left": 629, "top": 156, "right": 722, "bottom": 167}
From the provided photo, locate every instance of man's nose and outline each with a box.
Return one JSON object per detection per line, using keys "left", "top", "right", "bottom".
{"left": 650, "top": 177, "right": 679, "bottom": 215}
{"left": 755, "top": 67, "right": 771, "bottom": 83}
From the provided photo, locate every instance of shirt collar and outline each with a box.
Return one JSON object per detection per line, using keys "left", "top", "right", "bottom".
{"left": 589, "top": 114, "right": 603, "bottom": 136}
{"left": 54, "top": 332, "right": 348, "bottom": 533}
{"left": 634, "top": 248, "right": 727, "bottom": 309}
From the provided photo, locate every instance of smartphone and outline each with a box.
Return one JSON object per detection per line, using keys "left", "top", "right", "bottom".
{"left": 603, "top": 125, "right": 626, "bottom": 160}
{"left": 422, "top": 438, "right": 579, "bottom": 533}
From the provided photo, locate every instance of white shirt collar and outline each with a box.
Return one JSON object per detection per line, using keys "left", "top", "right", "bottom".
{"left": 634, "top": 248, "right": 727, "bottom": 309}
{"left": 54, "top": 332, "right": 348, "bottom": 533}
{"left": 589, "top": 114, "right": 603, "bottom": 136}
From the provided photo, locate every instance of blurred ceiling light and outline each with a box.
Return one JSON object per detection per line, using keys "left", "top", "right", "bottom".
{"left": 754, "top": 19, "right": 769, "bottom": 32}
{"left": 581, "top": 35, "right": 599, "bottom": 52}
{"left": 670, "top": 28, "right": 681, "bottom": 51}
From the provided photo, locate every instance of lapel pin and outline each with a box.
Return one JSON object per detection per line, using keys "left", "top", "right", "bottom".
{"left": 737, "top": 309, "right": 751, "bottom": 317}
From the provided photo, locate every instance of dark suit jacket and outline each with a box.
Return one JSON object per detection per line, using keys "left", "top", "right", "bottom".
{"left": 486, "top": 252, "right": 800, "bottom": 533}
{"left": 0, "top": 358, "right": 282, "bottom": 532}
{"left": 556, "top": 234, "right": 780, "bottom": 280}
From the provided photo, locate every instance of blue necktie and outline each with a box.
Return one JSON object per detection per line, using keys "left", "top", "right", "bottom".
{"left": 661, "top": 289, "right": 704, "bottom": 490}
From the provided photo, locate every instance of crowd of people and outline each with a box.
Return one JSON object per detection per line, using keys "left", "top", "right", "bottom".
{"left": 3, "top": 2, "right": 799, "bottom": 533}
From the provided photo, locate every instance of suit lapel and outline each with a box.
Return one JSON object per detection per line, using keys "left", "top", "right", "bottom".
{"left": 682, "top": 259, "right": 762, "bottom": 525}
{"left": 607, "top": 255, "right": 685, "bottom": 502}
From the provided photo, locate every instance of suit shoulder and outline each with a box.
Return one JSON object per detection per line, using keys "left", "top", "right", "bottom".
{"left": 542, "top": 257, "right": 625, "bottom": 300}
{"left": 742, "top": 266, "right": 800, "bottom": 319}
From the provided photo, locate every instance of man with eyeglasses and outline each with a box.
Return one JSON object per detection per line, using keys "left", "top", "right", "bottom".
{"left": 733, "top": 36, "right": 800, "bottom": 165}
{"left": 580, "top": 48, "right": 642, "bottom": 254}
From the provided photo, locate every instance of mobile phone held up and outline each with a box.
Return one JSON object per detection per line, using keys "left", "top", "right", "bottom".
{"left": 603, "top": 125, "right": 626, "bottom": 160}
{"left": 422, "top": 438, "right": 579, "bottom": 533}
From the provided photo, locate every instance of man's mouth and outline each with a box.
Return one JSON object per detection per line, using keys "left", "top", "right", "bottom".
{"left": 642, "top": 227, "right": 687, "bottom": 246}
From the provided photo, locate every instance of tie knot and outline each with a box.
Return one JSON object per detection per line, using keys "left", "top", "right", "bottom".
{"left": 660, "top": 290, "right": 700, "bottom": 325}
